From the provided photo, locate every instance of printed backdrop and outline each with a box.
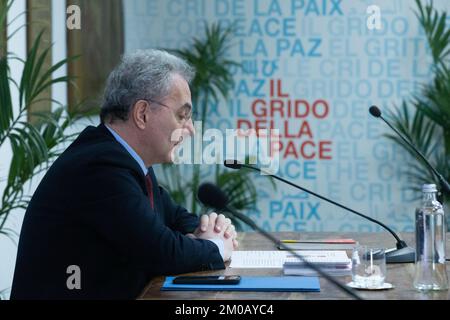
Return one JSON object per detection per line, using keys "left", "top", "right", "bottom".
{"left": 123, "top": 0, "right": 448, "bottom": 233}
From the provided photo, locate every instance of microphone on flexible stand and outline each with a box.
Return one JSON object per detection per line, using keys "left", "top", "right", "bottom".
{"left": 197, "top": 182, "right": 362, "bottom": 300}
{"left": 224, "top": 160, "right": 415, "bottom": 264}
{"left": 369, "top": 105, "right": 450, "bottom": 195}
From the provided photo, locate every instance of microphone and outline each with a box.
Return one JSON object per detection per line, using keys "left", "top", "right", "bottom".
{"left": 369, "top": 105, "right": 450, "bottom": 194}
{"left": 224, "top": 160, "right": 415, "bottom": 264}
{"left": 197, "top": 182, "right": 362, "bottom": 300}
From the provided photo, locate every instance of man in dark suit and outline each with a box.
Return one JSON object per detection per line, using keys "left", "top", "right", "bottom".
{"left": 11, "top": 50, "right": 238, "bottom": 299}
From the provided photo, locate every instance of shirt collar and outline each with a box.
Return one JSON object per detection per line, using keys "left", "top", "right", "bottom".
{"left": 105, "top": 125, "right": 148, "bottom": 175}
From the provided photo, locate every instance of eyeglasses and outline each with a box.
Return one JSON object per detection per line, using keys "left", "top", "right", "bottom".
{"left": 146, "top": 99, "right": 193, "bottom": 125}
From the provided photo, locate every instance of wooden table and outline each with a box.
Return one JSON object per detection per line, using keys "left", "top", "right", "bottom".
{"left": 140, "top": 232, "right": 450, "bottom": 300}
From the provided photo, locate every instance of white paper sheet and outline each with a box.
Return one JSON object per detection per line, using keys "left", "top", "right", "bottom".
{"left": 229, "top": 250, "right": 350, "bottom": 268}
{"left": 230, "top": 251, "right": 287, "bottom": 268}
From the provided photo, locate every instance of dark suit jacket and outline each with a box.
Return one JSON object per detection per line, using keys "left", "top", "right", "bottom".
{"left": 11, "top": 124, "right": 224, "bottom": 299}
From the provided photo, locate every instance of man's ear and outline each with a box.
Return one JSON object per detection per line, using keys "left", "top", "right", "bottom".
{"left": 132, "top": 100, "right": 148, "bottom": 130}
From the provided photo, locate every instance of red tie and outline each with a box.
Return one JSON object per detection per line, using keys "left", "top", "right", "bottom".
{"left": 145, "top": 173, "right": 154, "bottom": 210}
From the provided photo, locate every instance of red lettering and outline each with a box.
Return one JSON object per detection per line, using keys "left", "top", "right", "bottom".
{"left": 237, "top": 119, "right": 252, "bottom": 130}
{"left": 255, "top": 119, "right": 269, "bottom": 134}
{"left": 250, "top": 99, "right": 329, "bottom": 119}
{"left": 298, "top": 121, "right": 313, "bottom": 139}
{"left": 313, "top": 100, "right": 329, "bottom": 119}
{"left": 270, "top": 141, "right": 283, "bottom": 156}
{"left": 294, "top": 100, "right": 309, "bottom": 118}
{"left": 319, "top": 141, "right": 332, "bottom": 159}
{"left": 269, "top": 140, "right": 333, "bottom": 160}
{"left": 277, "top": 79, "right": 289, "bottom": 97}
{"left": 284, "top": 141, "right": 298, "bottom": 158}
{"left": 252, "top": 99, "right": 267, "bottom": 117}
{"left": 271, "top": 99, "right": 284, "bottom": 117}
{"left": 300, "top": 141, "right": 316, "bottom": 159}
{"left": 284, "top": 120, "right": 296, "bottom": 138}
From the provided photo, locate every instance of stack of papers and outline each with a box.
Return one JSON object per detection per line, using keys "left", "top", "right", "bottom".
{"left": 229, "top": 250, "right": 352, "bottom": 276}
{"left": 230, "top": 251, "right": 288, "bottom": 268}
{"left": 278, "top": 239, "right": 357, "bottom": 250}
{"left": 230, "top": 250, "right": 352, "bottom": 274}
{"left": 283, "top": 251, "right": 352, "bottom": 276}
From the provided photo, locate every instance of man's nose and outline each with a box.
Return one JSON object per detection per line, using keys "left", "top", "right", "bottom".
{"left": 185, "top": 118, "right": 195, "bottom": 136}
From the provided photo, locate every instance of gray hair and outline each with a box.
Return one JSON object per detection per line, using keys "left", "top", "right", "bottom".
{"left": 100, "top": 49, "right": 195, "bottom": 123}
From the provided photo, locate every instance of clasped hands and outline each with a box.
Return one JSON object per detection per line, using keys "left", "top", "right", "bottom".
{"left": 186, "top": 212, "right": 238, "bottom": 262}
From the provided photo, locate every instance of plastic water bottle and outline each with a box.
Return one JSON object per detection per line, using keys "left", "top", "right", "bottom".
{"left": 414, "top": 184, "right": 448, "bottom": 291}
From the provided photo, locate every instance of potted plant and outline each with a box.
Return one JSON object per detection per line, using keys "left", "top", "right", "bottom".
{"left": 384, "top": 0, "right": 449, "bottom": 225}
{"left": 0, "top": 1, "right": 81, "bottom": 296}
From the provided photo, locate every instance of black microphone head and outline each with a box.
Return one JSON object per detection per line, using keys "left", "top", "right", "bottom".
{"left": 197, "top": 183, "right": 229, "bottom": 210}
{"left": 224, "top": 159, "right": 242, "bottom": 170}
{"left": 369, "top": 105, "right": 382, "bottom": 118}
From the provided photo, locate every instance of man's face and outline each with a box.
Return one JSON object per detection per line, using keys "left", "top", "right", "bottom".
{"left": 144, "top": 74, "right": 195, "bottom": 164}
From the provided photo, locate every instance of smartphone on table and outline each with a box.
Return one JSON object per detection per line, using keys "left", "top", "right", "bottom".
{"left": 172, "top": 275, "right": 241, "bottom": 285}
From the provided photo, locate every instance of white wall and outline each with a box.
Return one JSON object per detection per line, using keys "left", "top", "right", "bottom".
{"left": 52, "top": 0, "right": 68, "bottom": 111}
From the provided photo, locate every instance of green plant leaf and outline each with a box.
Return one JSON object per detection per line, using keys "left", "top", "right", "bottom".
{"left": 415, "top": 0, "right": 450, "bottom": 63}
{"left": 384, "top": 0, "right": 450, "bottom": 202}
{"left": 0, "top": 57, "right": 13, "bottom": 138}
{"left": 0, "top": 3, "right": 82, "bottom": 235}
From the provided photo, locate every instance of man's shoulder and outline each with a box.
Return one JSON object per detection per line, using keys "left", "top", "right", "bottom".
{"left": 56, "top": 123, "right": 142, "bottom": 176}
{"left": 70, "top": 123, "right": 117, "bottom": 153}
{"left": 27, "top": 124, "right": 145, "bottom": 213}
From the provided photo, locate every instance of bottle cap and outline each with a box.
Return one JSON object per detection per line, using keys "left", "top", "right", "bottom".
{"left": 422, "top": 184, "right": 437, "bottom": 192}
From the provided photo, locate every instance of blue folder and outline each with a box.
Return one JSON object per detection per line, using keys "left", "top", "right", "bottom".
{"left": 161, "top": 276, "right": 320, "bottom": 292}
